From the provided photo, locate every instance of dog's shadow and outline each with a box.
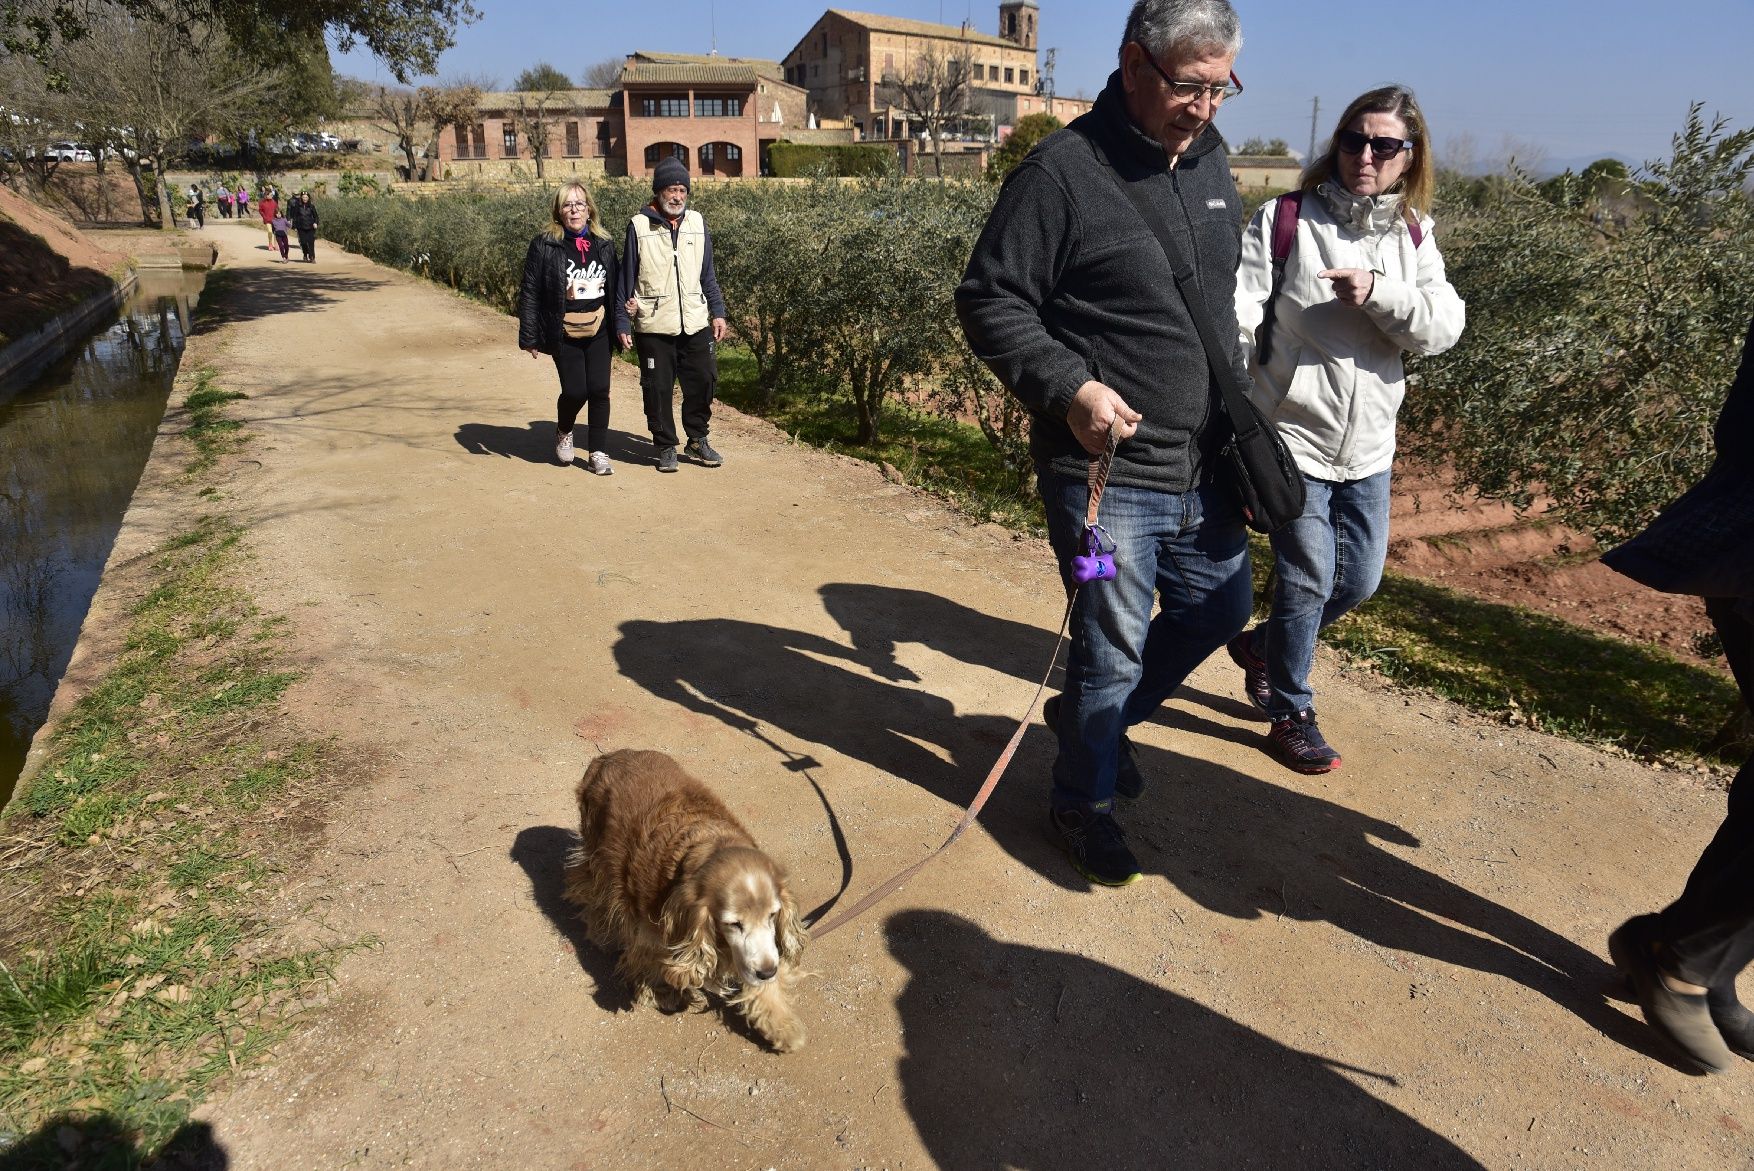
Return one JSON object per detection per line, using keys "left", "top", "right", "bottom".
{"left": 510, "top": 826, "right": 632, "bottom": 1012}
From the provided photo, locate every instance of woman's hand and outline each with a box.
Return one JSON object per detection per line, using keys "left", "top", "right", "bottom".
{"left": 526, "top": 347, "right": 540, "bottom": 360}
{"left": 1318, "top": 268, "right": 1375, "bottom": 307}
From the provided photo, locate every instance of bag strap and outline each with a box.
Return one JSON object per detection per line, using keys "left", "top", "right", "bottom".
{"left": 1081, "top": 128, "right": 1263, "bottom": 448}
{"left": 1256, "top": 190, "right": 1304, "bottom": 366}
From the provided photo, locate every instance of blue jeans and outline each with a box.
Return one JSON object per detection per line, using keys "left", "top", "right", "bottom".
{"left": 1254, "top": 470, "right": 1392, "bottom": 718}
{"left": 1040, "top": 470, "right": 1252, "bottom": 813}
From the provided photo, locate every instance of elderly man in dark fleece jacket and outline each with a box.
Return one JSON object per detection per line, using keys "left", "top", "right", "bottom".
{"left": 956, "top": 0, "right": 1252, "bottom": 887}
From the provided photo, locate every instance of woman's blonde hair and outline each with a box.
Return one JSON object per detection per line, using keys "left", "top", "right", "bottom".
{"left": 546, "top": 180, "right": 605, "bottom": 239}
{"left": 1300, "top": 84, "right": 1436, "bottom": 219}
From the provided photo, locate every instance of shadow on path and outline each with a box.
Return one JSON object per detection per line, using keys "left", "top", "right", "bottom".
{"left": 454, "top": 420, "right": 653, "bottom": 468}
{"left": 610, "top": 584, "right": 1683, "bottom": 1067}
{"left": 889, "top": 909, "right": 1485, "bottom": 1169}
{"left": 192, "top": 267, "right": 386, "bottom": 332}
{"left": 510, "top": 825, "right": 629, "bottom": 1012}
{"left": 0, "top": 1116, "right": 227, "bottom": 1169}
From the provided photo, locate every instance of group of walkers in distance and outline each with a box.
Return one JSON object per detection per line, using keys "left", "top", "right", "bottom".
{"left": 179, "top": 182, "right": 321, "bottom": 263}
{"left": 951, "top": 0, "right": 1754, "bottom": 1079}
{"left": 517, "top": 156, "right": 727, "bottom": 476}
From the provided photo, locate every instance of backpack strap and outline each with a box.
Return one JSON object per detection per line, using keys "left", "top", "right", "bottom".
{"left": 1404, "top": 208, "right": 1424, "bottom": 248}
{"left": 1255, "top": 190, "right": 1303, "bottom": 366}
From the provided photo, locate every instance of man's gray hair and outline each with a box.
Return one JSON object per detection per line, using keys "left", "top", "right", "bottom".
{"left": 1119, "top": 0, "right": 1242, "bottom": 67}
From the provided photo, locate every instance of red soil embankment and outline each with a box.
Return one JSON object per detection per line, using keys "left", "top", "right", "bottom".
{"left": 0, "top": 184, "right": 130, "bottom": 346}
{"left": 1388, "top": 459, "right": 1713, "bottom": 665}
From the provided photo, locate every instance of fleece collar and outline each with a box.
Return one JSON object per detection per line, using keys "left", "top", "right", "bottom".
{"left": 1317, "top": 180, "right": 1405, "bottom": 235}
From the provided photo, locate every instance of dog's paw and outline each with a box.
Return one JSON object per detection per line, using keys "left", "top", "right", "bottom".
{"left": 653, "top": 984, "right": 702, "bottom": 1015}
{"left": 760, "top": 1012, "right": 807, "bottom": 1054}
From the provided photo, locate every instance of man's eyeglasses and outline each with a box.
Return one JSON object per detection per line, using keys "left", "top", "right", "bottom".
{"left": 1335, "top": 130, "right": 1414, "bottom": 162}
{"left": 560, "top": 200, "right": 590, "bottom": 210}
{"left": 1135, "top": 47, "right": 1242, "bottom": 104}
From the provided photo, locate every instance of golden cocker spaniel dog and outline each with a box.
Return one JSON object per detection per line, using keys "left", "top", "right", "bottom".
{"left": 563, "top": 749, "right": 808, "bottom": 1052}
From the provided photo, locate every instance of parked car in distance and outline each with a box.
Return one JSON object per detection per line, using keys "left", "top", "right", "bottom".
{"left": 46, "top": 142, "right": 95, "bottom": 162}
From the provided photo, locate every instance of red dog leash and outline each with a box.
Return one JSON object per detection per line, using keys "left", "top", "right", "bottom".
{"left": 809, "top": 423, "right": 1120, "bottom": 939}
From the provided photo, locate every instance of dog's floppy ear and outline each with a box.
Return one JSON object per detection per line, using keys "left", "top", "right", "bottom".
{"left": 776, "top": 883, "right": 808, "bottom": 963}
{"left": 660, "top": 881, "right": 717, "bottom": 992}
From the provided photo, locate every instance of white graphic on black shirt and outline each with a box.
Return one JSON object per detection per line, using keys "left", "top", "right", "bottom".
{"left": 565, "top": 256, "right": 606, "bottom": 301}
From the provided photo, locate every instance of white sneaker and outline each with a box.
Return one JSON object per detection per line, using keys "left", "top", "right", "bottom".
{"left": 556, "top": 432, "right": 575, "bottom": 464}
{"left": 586, "top": 451, "right": 614, "bottom": 476}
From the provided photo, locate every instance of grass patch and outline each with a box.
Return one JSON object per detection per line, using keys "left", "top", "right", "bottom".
{"left": 1321, "top": 571, "right": 1741, "bottom": 761}
{"left": 715, "top": 345, "right": 1043, "bottom": 530}
{"left": 0, "top": 368, "right": 352, "bottom": 1162}
{"left": 181, "top": 367, "right": 249, "bottom": 474}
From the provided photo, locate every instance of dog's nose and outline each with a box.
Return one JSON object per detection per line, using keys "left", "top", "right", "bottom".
{"left": 754, "top": 965, "right": 778, "bottom": 983}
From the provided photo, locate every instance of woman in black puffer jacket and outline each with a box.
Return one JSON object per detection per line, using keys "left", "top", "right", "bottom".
{"left": 519, "top": 181, "right": 620, "bottom": 474}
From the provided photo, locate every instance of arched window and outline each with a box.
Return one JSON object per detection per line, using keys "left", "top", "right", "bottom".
{"left": 698, "top": 141, "right": 743, "bottom": 176}
{"left": 643, "top": 142, "right": 688, "bottom": 166}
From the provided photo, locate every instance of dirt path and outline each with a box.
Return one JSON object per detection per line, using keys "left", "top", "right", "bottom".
{"left": 153, "top": 221, "right": 1754, "bottom": 1168}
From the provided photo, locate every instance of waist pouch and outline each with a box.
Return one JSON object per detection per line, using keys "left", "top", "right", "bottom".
{"left": 563, "top": 307, "right": 604, "bottom": 339}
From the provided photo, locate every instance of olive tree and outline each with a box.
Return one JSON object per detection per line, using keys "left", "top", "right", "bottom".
{"left": 1403, "top": 105, "right": 1754, "bottom": 545}
{"left": 807, "top": 177, "right": 986, "bottom": 444}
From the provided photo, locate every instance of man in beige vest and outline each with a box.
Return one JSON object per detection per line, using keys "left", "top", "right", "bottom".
{"left": 615, "top": 157, "right": 728, "bottom": 472}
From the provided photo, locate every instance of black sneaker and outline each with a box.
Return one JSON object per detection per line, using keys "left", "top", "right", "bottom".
{"left": 1226, "top": 630, "right": 1271, "bottom": 715}
{"left": 1043, "top": 695, "right": 1144, "bottom": 800}
{"left": 1267, "top": 708, "right": 1342, "bottom": 774}
{"left": 1048, "top": 806, "right": 1141, "bottom": 886}
{"left": 655, "top": 446, "right": 679, "bottom": 473}
{"left": 684, "top": 436, "right": 723, "bottom": 467}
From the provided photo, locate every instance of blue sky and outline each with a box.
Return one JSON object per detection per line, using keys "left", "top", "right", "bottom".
{"left": 331, "top": 0, "right": 1754, "bottom": 171}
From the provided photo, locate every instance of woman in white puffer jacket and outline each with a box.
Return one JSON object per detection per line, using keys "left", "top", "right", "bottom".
{"left": 1228, "top": 84, "right": 1466, "bottom": 775}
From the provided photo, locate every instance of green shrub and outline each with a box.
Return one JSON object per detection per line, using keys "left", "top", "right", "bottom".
{"left": 1406, "top": 105, "right": 1754, "bottom": 544}
{"left": 767, "top": 142, "right": 896, "bottom": 178}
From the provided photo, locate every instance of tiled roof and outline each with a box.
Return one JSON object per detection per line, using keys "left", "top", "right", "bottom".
{"left": 629, "top": 50, "right": 786, "bottom": 81}
{"left": 620, "top": 61, "right": 768, "bottom": 85}
{"left": 827, "top": 8, "right": 1020, "bottom": 50}
{"left": 476, "top": 88, "right": 615, "bottom": 110}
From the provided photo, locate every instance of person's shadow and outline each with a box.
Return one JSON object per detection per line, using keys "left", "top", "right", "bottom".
{"left": 0, "top": 1116, "right": 226, "bottom": 1169}
{"left": 611, "top": 587, "right": 1682, "bottom": 1065}
{"left": 888, "top": 909, "right": 1485, "bottom": 1169}
{"left": 454, "top": 419, "right": 651, "bottom": 466}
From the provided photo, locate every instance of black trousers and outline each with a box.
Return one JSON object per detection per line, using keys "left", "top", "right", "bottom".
{"left": 552, "top": 326, "right": 613, "bottom": 453}
{"left": 297, "top": 228, "right": 317, "bottom": 261}
{"left": 1659, "top": 596, "right": 1754, "bottom": 991}
{"left": 634, "top": 328, "right": 715, "bottom": 449}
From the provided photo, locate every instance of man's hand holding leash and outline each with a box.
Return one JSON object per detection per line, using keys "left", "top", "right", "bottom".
{"left": 1068, "top": 380, "right": 1142, "bottom": 455}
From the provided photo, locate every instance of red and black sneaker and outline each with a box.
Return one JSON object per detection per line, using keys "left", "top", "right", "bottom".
{"left": 1225, "top": 630, "right": 1272, "bottom": 715}
{"left": 1267, "top": 709, "right": 1342, "bottom": 774}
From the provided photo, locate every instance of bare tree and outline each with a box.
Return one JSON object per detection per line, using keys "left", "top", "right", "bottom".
{"left": 370, "top": 85, "right": 426, "bottom": 180}
{"left": 877, "top": 43, "right": 977, "bottom": 178}
{"left": 509, "top": 79, "right": 567, "bottom": 180}
{"left": 579, "top": 56, "right": 624, "bottom": 89}
{"left": 45, "top": 8, "right": 281, "bottom": 226}
{"left": 419, "top": 83, "right": 482, "bottom": 181}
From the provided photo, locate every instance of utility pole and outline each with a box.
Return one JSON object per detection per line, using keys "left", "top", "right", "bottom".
{"left": 1306, "top": 96, "right": 1320, "bottom": 163}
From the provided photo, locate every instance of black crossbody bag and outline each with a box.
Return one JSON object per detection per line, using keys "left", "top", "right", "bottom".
{"left": 1084, "top": 129, "right": 1306, "bottom": 534}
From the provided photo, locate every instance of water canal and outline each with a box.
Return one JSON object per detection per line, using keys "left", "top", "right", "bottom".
{"left": 0, "top": 267, "right": 204, "bottom": 810}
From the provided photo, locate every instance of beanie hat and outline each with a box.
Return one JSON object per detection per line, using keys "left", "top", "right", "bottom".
{"left": 652, "top": 156, "right": 691, "bottom": 194}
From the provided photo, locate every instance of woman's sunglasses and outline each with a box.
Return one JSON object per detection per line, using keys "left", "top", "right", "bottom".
{"left": 1336, "top": 130, "right": 1414, "bottom": 161}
